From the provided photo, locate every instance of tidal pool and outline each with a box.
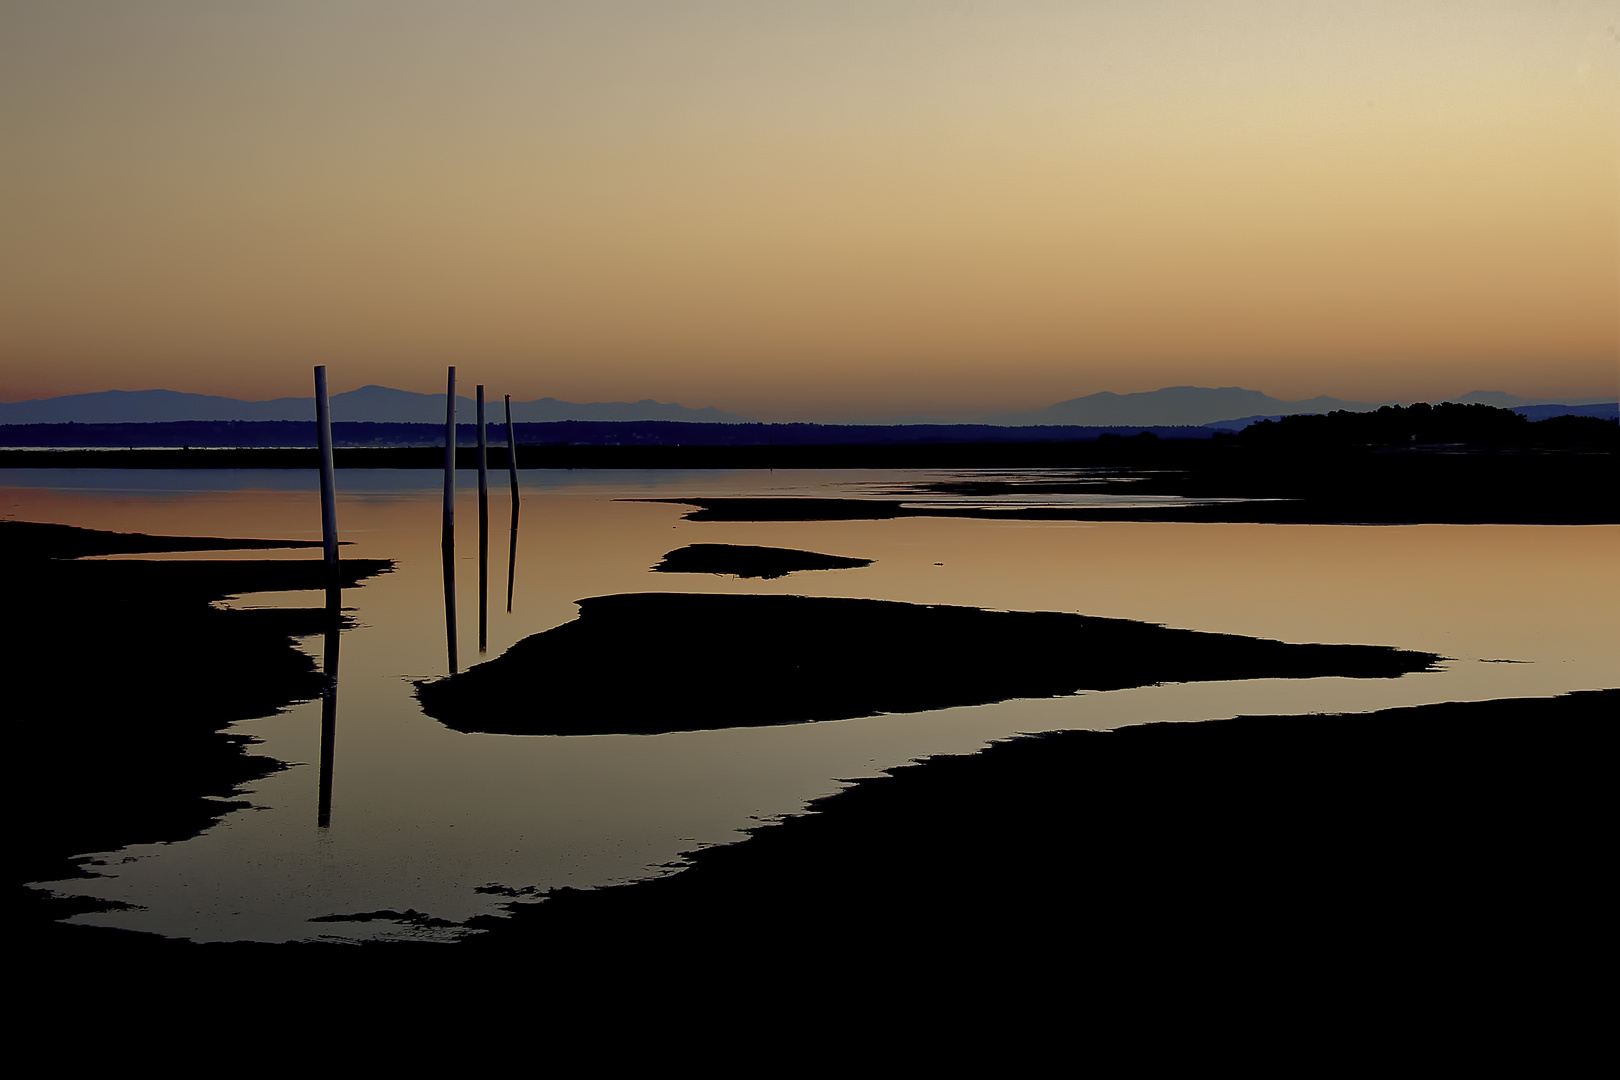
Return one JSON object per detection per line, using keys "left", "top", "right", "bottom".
{"left": 5, "top": 467, "right": 1616, "bottom": 942}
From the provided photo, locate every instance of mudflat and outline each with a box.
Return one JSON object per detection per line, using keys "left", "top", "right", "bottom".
{"left": 415, "top": 591, "right": 1438, "bottom": 736}
{"left": 650, "top": 543, "right": 874, "bottom": 579}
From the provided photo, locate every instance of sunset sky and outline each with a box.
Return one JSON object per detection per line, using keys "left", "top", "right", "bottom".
{"left": 2, "top": 1, "right": 1615, "bottom": 420}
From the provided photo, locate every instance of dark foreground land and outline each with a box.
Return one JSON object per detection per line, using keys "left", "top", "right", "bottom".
{"left": 2, "top": 521, "right": 391, "bottom": 916}
{"left": 470, "top": 687, "right": 1613, "bottom": 972}
{"left": 15, "top": 688, "right": 1612, "bottom": 1032}
{"left": 416, "top": 592, "right": 1436, "bottom": 735}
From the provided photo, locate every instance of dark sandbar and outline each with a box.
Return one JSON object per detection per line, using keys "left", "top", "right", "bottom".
{"left": 0, "top": 519, "right": 328, "bottom": 559}
{"left": 415, "top": 592, "right": 1437, "bottom": 736}
{"left": 651, "top": 543, "right": 873, "bottom": 579}
{"left": 465, "top": 688, "right": 1613, "bottom": 982}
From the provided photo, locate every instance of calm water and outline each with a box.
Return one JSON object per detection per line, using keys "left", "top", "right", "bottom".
{"left": 6, "top": 468, "right": 1617, "bottom": 942}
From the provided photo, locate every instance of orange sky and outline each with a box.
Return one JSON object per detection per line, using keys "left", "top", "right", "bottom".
{"left": 2, "top": 1, "right": 1615, "bottom": 420}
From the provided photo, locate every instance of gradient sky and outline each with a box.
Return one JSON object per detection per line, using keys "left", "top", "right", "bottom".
{"left": 2, "top": 1, "right": 1615, "bottom": 419}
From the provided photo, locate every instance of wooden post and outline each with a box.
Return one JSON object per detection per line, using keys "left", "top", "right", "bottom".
{"left": 477, "top": 385, "right": 488, "bottom": 653}
{"left": 443, "top": 367, "right": 458, "bottom": 673}
{"left": 505, "top": 393, "right": 520, "bottom": 519}
{"left": 443, "top": 367, "right": 457, "bottom": 542}
{"left": 476, "top": 385, "right": 489, "bottom": 504}
{"left": 313, "top": 366, "right": 338, "bottom": 573}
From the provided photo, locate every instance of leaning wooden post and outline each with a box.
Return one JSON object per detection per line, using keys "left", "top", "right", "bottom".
{"left": 313, "top": 366, "right": 339, "bottom": 574}
{"left": 443, "top": 367, "right": 457, "bottom": 543}
{"left": 442, "top": 367, "right": 458, "bottom": 672}
{"left": 504, "top": 393, "right": 520, "bottom": 520}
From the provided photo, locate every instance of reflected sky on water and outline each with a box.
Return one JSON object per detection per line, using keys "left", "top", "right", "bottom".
{"left": 5, "top": 468, "right": 1617, "bottom": 942}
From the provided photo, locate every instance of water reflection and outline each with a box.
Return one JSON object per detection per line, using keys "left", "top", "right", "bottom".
{"left": 505, "top": 393, "right": 520, "bottom": 614}
{"left": 507, "top": 513, "right": 519, "bottom": 615}
{"left": 442, "top": 536, "right": 458, "bottom": 674}
{"left": 317, "top": 580, "right": 341, "bottom": 828}
{"left": 15, "top": 470, "right": 1615, "bottom": 945}
{"left": 479, "top": 504, "right": 489, "bottom": 652}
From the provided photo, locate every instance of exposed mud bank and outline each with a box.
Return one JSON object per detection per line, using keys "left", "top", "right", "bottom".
{"left": 650, "top": 543, "right": 873, "bottom": 579}
{"left": 416, "top": 591, "right": 1438, "bottom": 736}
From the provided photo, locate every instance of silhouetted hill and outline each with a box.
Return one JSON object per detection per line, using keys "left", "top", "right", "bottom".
{"left": 1236, "top": 402, "right": 1618, "bottom": 448}
{"left": 0, "top": 386, "right": 754, "bottom": 425}
{"left": 0, "top": 419, "right": 1216, "bottom": 448}
{"left": 5, "top": 383, "right": 1612, "bottom": 427}
{"left": 981, "top": 386, "right": 1369, "bottom": 426}
{"left": 985, "top": 386, "right": 1616, "bottom": 427}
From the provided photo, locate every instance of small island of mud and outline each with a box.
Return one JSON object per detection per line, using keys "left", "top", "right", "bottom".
{"left": 651, "top": 543, "right": 873, "bottom": 579}
{"left": 415, "top": 592, "right": 1438, "bottom": 736}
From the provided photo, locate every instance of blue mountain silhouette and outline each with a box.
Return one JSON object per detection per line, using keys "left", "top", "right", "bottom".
{"left": 0, "top": 383, "right": 1611, "bottom": 427}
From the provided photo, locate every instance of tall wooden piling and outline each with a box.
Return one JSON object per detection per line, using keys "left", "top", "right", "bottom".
{"left": 313, "top": 366, "right": 338, "bottom": 572}
{"left": 442, "top": 367, "right": 458, "bottom": 672}
{"left": 443, "top": 367, "right": 457, "bottom": 542}
{"left": 477, "top": 385, "right": 489, "bottom": 652}
{"left": 477, "top": 385, "right": 488, "bottom": 502}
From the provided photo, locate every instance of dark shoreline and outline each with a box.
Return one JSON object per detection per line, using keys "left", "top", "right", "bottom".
{"left": 15, "top": 689, "right": 1612, "bottom": 1011}
{"left": 465, "top": 687, "right": 1614, "bottom": 962}
{"left": 4, "top": 522, "right": 391, "bottom": 910}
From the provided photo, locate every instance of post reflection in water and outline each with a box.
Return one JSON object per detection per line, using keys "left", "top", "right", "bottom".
{"left": 442, "top": 536, "right": 459, "bottom": 675}
{"left": 316, "top": 581, "right": 341, "bottom": 829}
{"left": 479, "top": 505, "right": 489, "bottom": 652}
{"left": 505, "top": 393, "right": 520, "bottom": 614}
{"left": 507, "top": 512, "right": 519, "bottom": 615}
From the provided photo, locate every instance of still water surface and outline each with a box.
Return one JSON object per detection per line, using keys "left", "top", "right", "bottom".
{"left": 5, "top": 468, "right": 1616, "bottom": 942}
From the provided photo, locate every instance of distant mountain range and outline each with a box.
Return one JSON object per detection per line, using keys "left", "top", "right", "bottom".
{"left": 982, "top": 387, "right": 1616, "bottom": 428}
{"left": 0, "top": 384, "right": 1612, "bottom": 428}
{"left": 0, "top": 385, "right": 756, "bottom": 425}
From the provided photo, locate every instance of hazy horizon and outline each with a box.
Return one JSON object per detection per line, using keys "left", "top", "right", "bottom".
{"left": 2, "top": 379, "right": 1614, "bottom": 428}
{"left": 3, "top": 2, "right": 1615, "bottom": 417}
